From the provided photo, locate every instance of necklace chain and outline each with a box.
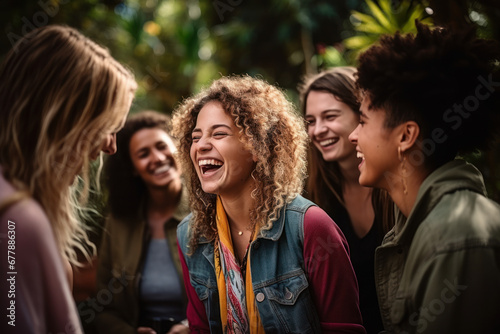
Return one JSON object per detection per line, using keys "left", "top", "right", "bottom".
{"left": 239, "top": 229, "right": 255, "bottom": 278}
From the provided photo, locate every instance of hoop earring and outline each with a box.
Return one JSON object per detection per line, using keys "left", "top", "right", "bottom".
{"left": 398, "top": 147, "right": 408, "bottom": 195}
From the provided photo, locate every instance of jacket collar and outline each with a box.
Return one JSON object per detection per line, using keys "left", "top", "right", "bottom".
{"left": 195, "top": 200, "right": 290, "bottom": 245}
{"left": 256, "top": 203, "right": 288, "bottom": 241}
{"left": 390, "top": 159, "right": 486, "bottom": 245}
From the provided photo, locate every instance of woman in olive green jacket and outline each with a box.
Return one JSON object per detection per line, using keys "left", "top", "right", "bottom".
{"left": 349, "top": 23, "right": 500, "bottom": 333}
{"left": 95, "top": 111, "right": 190, "bottom": 334}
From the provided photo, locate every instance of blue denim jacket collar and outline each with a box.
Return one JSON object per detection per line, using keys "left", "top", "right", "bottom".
{"left": 178, "top": 195, "right": 322, "bottom": 332}
{"left": 256, "top": 205, "right": 286, "bottom": 241}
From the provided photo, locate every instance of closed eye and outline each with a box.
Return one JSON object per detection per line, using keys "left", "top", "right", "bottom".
{"left": 213, "top": 132, "right": 228, "bottom": 138}
{"left": 137, "top": 150, "right": 149, "bottom": 159}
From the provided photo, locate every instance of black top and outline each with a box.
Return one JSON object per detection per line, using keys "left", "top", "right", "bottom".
{"left": 324, "top": 200, "right": 384, "bottom": 334}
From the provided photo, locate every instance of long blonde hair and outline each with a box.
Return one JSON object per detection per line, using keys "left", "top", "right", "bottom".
{"left": 172, "top": 75, "right": 308, "bottom": 251}
{"left": 0, "top": 25, "right": 137, "bottom": 265}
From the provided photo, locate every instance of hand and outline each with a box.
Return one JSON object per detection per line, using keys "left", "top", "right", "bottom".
{"left": 167, "top": 323, "right": 190, "bottom": 334}
{"left": 137, "top": 327, "right": 156, "bottom": 334}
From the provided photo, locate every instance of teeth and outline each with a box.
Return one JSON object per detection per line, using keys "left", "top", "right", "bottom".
{"left": 319, "top": 138, "right": 336, "bottom": 146}
{"left": 198, "top": 159, "right": 223, "bottom": 166}
{"left": 154, "top": 164, "right": 171, "bottom": 174}
{"left": 357, "top": 152, "right": 364, "bottom": 159}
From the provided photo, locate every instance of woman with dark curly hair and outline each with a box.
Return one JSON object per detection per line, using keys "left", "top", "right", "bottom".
{"left": 299, "top": 67, "right": 394, "bottom": 333}
{"left": 96, "top": 111, "right": 190, "bottom": 334}
{"left": 173, "top": 75, "right": 365, "bottom": 333}
{"left": 349, "top": 23, "right": 500, "bottom": 333}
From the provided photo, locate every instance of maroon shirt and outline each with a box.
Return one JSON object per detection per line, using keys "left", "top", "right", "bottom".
{"left": 179, "top": 206, "right": 366, "bottom": 333}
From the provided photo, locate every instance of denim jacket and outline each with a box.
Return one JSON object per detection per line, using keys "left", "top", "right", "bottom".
{"left": 177, "top": 195, "right": 322, "bottom": 333}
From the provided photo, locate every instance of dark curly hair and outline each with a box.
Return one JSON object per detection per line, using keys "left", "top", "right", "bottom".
{"left": 357, "top": 22, "right": 500, "bottom": 168}
{"left": 104, "top": 111, "right": 172, "bottom": 222}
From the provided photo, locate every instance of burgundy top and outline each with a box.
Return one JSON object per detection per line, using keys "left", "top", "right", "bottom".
{"left": 179, "top": 206, "right": 366, "bottom": 333}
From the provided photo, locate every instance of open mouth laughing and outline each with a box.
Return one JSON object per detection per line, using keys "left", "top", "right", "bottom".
{"left": 198, "top": 159, "right": 223, "bottom": 175}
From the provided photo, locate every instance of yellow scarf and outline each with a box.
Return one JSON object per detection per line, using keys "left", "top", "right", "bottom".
{"left": 214, "top": 197, "right": 265, "bottom": 333}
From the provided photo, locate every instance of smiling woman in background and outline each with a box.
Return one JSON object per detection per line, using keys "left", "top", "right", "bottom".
{"left": 299, "top": 67, "right": 394, "bottom": 333}
{"left": 96, "top": 111, "right": 190, "bottom": 334}
{"left": 0, "top": 25, "right": 136, "bottom": 334}
{"left": 172, "top": 75, "right": 365, "bottom": 333}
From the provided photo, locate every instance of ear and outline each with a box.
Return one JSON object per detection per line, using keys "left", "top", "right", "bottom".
{"left": 398, "top": 121, "right": 420, "bottom": 152}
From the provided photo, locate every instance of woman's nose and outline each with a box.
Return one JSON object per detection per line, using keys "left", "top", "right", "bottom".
{"left": 196, "top": 136, "right": 212, "bottom": 151}
{"left": 349, "top": 124, "right": 360, "bottom": 144}
{"left": 101, "top": 133, "right": 117, "bottom": 155}
{"left": 313, "top": 121, "right": 328, "bottom": 137}
{"left": 151, "top": 148, "right": 166, "bottom": 162}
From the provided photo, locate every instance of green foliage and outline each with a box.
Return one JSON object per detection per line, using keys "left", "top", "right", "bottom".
{"left": 317, "top": 45, "right": 350, "bottom": 68}
{"left": 1, "top": 0, "right": 499, "bottom": 203}
{"left": 343, "top": 0, "right": 433, "bottom": 60}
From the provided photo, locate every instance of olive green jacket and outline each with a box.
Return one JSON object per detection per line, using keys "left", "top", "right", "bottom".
{"left": 94, "top": 189, "right": 190, "bottom": 334}
{"left": 376, "top": 159, "right": 500, "bottom": 333}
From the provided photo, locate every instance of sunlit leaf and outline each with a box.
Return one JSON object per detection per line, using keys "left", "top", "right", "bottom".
{"left": 356, "top": 22, "right": 389, "bottom": 34}
{"left": 344, "top": 35, "right": 377, "bottom": 49}
{"left": 365, "top": 0, "right": 392, "bottom": 30}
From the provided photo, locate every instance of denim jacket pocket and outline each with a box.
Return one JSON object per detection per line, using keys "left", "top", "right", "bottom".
{"left": 256, "top": 270, "right": 319, "bottom": 333}
{"left": 190, "top": 273, "right": 217, "bottom": 302}
{"left": 190, "top": 273, "right": 222, "bottom": 331}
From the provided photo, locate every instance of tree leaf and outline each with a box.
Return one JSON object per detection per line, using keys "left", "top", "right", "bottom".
{"left": 365, "top": 0, "right": 392, "bottom": 30}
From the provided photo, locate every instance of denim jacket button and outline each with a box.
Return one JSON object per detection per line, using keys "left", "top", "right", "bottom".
{"left": 256, "top": 292, "right": 265, "bottom": 302}
{"left": 285, "top": 289, "right": 293, "bottom": 300}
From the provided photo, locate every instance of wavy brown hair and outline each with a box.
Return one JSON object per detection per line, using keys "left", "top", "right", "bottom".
{"left": 172, "top": 75, "right": 308, "bottom": 251}
{"left": 299, "top": 67, "right": 394, "bottom": 235}
{"left": 0, "top": 25, "right": 137, "bottom": 264}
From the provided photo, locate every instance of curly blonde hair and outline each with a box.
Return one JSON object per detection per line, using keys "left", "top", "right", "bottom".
{"left": 172, "top": 75, "right": 308, "bottom": 250}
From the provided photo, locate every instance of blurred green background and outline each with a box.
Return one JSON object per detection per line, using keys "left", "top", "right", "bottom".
{"left": 1, "top": 0, "right": 500, "bottom": 201}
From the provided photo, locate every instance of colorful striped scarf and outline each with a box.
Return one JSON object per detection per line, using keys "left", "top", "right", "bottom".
{"left": 214, "top": 197, "right": 265, "bottom": 333}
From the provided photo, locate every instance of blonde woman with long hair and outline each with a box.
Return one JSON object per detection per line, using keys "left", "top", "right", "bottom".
{"left": 0, "top": 25, "right": 136, "bottom": 334}
{"left": 173, "top": 75, "right": 365, "bottom": 333}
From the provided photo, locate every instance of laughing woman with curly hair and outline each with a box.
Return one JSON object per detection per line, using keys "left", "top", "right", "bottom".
{"left": 172, "top": 75, "right": 365, "bottom": 333}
